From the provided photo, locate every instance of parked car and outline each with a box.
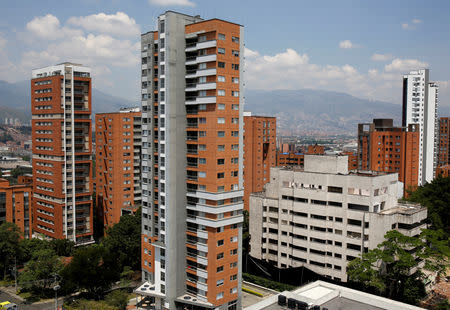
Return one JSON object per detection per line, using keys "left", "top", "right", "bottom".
{"left": 0, "top": 301, "right": 18, "bottom": 310}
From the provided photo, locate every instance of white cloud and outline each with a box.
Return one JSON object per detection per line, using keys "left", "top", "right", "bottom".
{"left": 26, "top": 14, "right": 82, "bottom": 40}
{"left": 262, "top": 48, "right": 308, "bottom": 66}
{"left": 21, "top": 13, "right": 140, "bottom": 74}
{"left": 23, "top": 34, "right": 139, "bottom": 68}
{"left": 67, "top": 12, "right": 140, "bottom": 37}
{"left": 21, "top": 50, "right": 60, "bottom": 71}
{"left": 244, "top": 47, "right": 259, "bottom": 58}
{"left": 371, "top": 53, "right": 393, "bottom": 62}
{"left": 402, "top": 19, "right": 423, "bottom": 30}
{"left": 148, "top": 0, "right": 195, "bottom": 6}
{"left": 384, "top": 58, "right": 428, "bottom": 72}
{"left": 339, "top": 40, "right": 357, "bottom": 49}
{"left": 402, "top": 23, "right": 413, "bottom": 30}
{"left": 244, "top": 47, "right": 439, "bottom": 105}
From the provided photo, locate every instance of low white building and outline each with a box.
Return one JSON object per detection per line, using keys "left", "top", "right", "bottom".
{"left": 249, "top": 155, "right": 427, "bottom": 282}
{"left": 244, "top": 280, "right": 424, "bottom": 310}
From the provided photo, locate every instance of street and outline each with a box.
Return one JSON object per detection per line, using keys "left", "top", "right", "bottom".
{"left": 0, "top": 290, "right": 56, "bottom": 310}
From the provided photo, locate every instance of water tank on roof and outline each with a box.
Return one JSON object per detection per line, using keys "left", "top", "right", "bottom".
{"left": 288, "top": 298, "right": 297, "bottom": 309}
{"left": 297, "top": 300, "right": 308, "bottom": 310}
{"left": 277, "top": 295, "right": 286, "bottom": 306}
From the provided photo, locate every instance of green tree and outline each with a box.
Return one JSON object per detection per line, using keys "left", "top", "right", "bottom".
{"left": 103, "top": 208, "right": 141, "bottom": 271}
{"left": 0, "top": 222, "right": 22, "bottom": 279}
{"left": 62, "top": 244, "right": 118, "bottom": 298}
{"left": 105, "top": 290, "right": 129, "bottom": 310}
{"left": 18, "top": 238, "right": 49, "bottom": 264}
{"left": 348, "top": 229, "right": 450, "bottom": 305}
{"left": 49, "top": 239, "right": 75, "bottom": 257}
{"left": 18, "top": 248, "right": 63, "bottom": 296}
{"left": 407, "top": 176, "right": 450, "bottom": 237}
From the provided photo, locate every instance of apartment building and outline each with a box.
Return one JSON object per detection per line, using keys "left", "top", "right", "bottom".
{"left": 436, "top": 165, "right": 450, "bottom": 177}
{"left": 249, "top": 155, "right": 427, "bottom": 282}
{"left": 277, "top": 150, "right": 357, "bottom": 171}
{"left": 95, "top": 108, "right": 142, "bottom": 229}
{"left": 0, "top": 178, "right": 32, "bottom": 238}
{"left": 277, "top": 152, "right": 304, "bottom": 167}
{"left": 358, "top": 119, "right": 420, "bottom": 192}
{"left": 137, "top": 11, "right": 244, "bottom": 310}
{"left": 402, "top": 69, "right": 438, "bottom": 184}
{"left": 341, "top": 151, "right": 358, "bottom": 170}
{"left": 305, "top": 144, "right": 324, "bottom": 155}
{"left": 437, "top": 117, "right": 449, "bottom": 168}
{"left": 243, "top": 113, "right": 276, "bottom": 212}
{"left": 31, "top": 63, "right": 93, "bottom": 245}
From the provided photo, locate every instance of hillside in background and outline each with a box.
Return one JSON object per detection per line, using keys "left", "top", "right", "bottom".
{"left": 244, "top": 89, "right": 450, "bottom": 135}
{"left": 0, "top": 80, "right": 136, "bottom": 124}
{"left": 1, "top": 80, "right": 449, "bottom": 135}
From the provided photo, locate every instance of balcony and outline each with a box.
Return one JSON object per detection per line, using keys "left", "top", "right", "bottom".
{"left": 185, "top": 82, "right": 216, "bottom": 92}
{"left": 185, "top": 54, "right": 217, "bottom": 66}
{"left": 186, "top": 68, "right": 216, "bottom": 79}
{"left": 185, "top": 40, "right": 217, "bottom": 52}
{"left": 186, "top": 96, "right": 216, "bottom": 105}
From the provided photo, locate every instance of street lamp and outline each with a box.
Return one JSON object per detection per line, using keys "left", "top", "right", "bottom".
{"left": 53, "top": 284, "right": 60, "bottom": 310}
{"left": 52, "top": 273, "right": 61, "bottom": 310}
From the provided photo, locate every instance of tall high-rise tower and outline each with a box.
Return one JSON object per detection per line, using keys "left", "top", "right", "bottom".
{"left": 243, "top": 113, "right": 276, "bottom": 212}
{"left": 402, "top": 69, "right": 438, "bottom": 185}
{"left": 95, "top": 108, "right": 142, "bottom": 229}
{"left": 138, "top": 11, "right": 244, "bottom": 310}
{"left": 31, "top": 63, "right": 93, "bottom": 245}
{"left": 437, "top": 117, "right": 449, "bottom": 168}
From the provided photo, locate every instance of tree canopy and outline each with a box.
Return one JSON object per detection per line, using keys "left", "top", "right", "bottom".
{"left": 18, "top": 248, "right": 63, "bottom": 297}
{"left": 348, "top": 229, "right": 450, "bottom": 305}
{"left": 407, "top": 175, "right": 450, "bottom": 237}
{"left": 61, "top": 244, "right": 118, "bottom": 298}
{"left": 102, "top": 208, "right": 141, "bottom": 271}
{"left": 0, "top": 222, "right": 22, "bottom": 279}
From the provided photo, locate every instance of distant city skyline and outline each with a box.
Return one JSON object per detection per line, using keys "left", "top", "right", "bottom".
{"left": 0, "top": 0, "right": 450, "bottom": 107}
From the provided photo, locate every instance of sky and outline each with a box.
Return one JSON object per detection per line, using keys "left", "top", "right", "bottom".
{"left": 0, "top": 0, "right": 450, "bottom": 107}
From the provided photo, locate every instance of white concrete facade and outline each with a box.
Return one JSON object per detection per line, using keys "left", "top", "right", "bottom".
{"left": 249, "top": 155, "right": 427, "bottom": 282}
{"left": 402, "top": 69, "right": 438, "bottom": 185}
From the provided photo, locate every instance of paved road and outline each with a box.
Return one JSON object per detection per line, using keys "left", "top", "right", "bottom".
{"left": 0, "top": 290, "right": 56, "bottom": 310}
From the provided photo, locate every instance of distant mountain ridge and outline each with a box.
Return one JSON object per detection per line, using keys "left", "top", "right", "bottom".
{"left": 0, "top": 80, "right": 449, "bottom": 135}
{"left": 244, "top": 89, "right": 450, "bottom": 135}
{"left": 0, "top": 80, "right": 136, "bottom": 124}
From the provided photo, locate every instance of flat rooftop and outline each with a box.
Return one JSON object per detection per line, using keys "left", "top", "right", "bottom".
{"left": 380, "top": 201, "right": 425, "bottom": 215}
{"left": 244, "top": 280, "right": 424, "bottom": 310}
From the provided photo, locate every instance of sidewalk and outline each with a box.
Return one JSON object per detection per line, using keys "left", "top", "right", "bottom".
{"left": 0, "top": 285, "right": 25, "bottom": 302}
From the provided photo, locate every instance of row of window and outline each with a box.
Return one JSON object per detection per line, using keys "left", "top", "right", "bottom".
{"left": 34, "top": 88, "right": 52, "bottom": 94}
{"left": 217, "top": 90, "right": 239, "bottom": 97}
{"left": 34, "top": 80, "right": 52, "bottom": 86}
{"left": 216, "top": 33, "right": 239, "bottom": 43}
{"left": 217, "top": 48, "right": 239, "bottom": 57}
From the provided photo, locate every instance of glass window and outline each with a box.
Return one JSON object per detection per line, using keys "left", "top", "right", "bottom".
{"left": 218, "top": 33, "right": 226, "bottom": 40}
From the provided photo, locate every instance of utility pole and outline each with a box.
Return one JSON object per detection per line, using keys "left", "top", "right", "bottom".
{"left": 14, "top": 257, "right": 17, "bottom": 293}
{"left": 53, "top": 273, "right": 61, "bottom": 310}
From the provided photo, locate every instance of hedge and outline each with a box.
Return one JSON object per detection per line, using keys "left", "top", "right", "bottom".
{"left": 243, "top": 273, "right": 296, "bottom": 292}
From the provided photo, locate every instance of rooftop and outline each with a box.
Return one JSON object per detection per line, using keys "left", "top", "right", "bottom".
{"left": 380, "top": 201, "right": 426, "bottom": 215}
{"left": 244, "top": 280, "right": 424, "bottom": 310}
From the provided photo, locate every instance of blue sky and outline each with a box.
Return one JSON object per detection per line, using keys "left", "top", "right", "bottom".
{"left": 0, "top": 0, "right": 449, "bottom": 107}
